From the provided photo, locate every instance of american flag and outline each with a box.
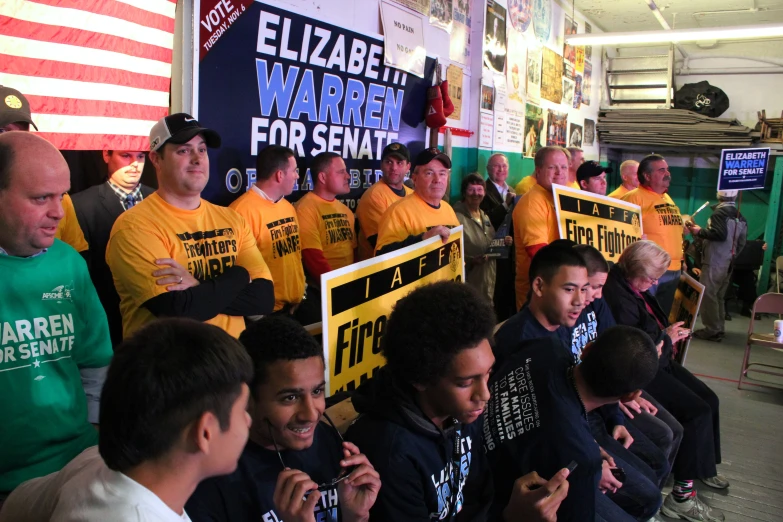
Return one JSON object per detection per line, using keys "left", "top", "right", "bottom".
{"left": 0, "top": 0, "right": 175, "bottom": 150}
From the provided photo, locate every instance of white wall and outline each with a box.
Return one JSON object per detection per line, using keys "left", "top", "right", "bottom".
{"left": 675, "top": 57, "right": 783, "bottom": 127}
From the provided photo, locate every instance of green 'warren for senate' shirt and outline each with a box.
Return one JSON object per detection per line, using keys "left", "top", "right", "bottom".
{"left": 0, "top": 239, "right": 113, "bottom": 494}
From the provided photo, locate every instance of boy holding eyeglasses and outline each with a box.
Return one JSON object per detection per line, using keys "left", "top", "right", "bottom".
{"left": 186, "top": 316, "right": 381, "bottom": 522}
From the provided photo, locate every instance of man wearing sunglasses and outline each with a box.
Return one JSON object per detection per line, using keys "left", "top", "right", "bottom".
{"left": 186, "top": 316, "right": 381, "bottom": 522}
{"left": 346, "top": 281, "right": 571, "bottom": 522}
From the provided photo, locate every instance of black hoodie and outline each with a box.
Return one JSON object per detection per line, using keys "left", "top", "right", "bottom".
{"left": 346, "top": 367, "right": 491, "bottom": 522}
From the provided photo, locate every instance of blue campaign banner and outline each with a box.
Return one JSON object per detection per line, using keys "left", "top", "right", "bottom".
{"left": 717, "top": 147, "right": 770, "bottom": 191}
{"left": 196, "top": 1, "right": 435, "bottom": 208}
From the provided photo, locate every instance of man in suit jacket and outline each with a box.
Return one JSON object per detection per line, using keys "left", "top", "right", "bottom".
{"left": 481, "top": 153, "right": 516, "bottom": 321}
{"left": 481, "top": 153, "right": 516, "bottom": 230}
{"left": 73, "top": 150, "right": 154, "bottom": 346}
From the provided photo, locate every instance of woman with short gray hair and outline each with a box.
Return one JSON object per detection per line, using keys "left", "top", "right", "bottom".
{"left": 604, "top": 240, "right": 727, "bottom": 521}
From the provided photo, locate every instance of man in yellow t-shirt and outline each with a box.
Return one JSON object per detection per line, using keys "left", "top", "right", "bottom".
{"left": 375, "top": 148, "right": 460, "bottom": 255}
{"left": 107, "top": 113, "right": 274, "bottom": 339}
{"left": 356, "top": 143, "right": 413, "bottom": 260}
{"left": 55, "top": 194, "right": 89, "bottom": 256}
{"left": 621, "top": 154, "right": 684, "bottom": 313}
{"left": 230, "top": 145, "right": 305, "bottom": 315}
{"left": 294, "top": 152, "right": 356, "bottom": 324}
{"left": 566, "top": 147, "right": 584, "bottom": 188}
{"left": 514, "top": 148, "right": 580, "bottom": 196}
{"left": 607, "top": 160, "right": 640, "bottom": 199}
{"left": 513, "top": 146, "right": 570, "bottom": 310}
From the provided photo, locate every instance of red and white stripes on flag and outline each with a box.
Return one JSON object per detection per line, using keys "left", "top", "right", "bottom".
{"left": 0, "top": 0, "right": 176, "bottom": 150}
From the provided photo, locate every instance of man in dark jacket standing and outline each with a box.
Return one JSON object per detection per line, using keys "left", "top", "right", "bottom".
{"left": 687, "top": 190, "right": 747, "bottom": 341}
{"left": 73, "top": 150, "right": 154, "bottom": 347}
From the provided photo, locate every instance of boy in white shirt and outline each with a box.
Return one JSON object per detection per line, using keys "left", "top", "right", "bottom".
{"left": 0, "top": 318, "right": 253, "bottom": 521}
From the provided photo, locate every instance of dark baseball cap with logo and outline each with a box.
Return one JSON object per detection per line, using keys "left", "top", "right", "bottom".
{"left": 0, "top": 85, "right": 38, "bottom": 130}
{"left": 413, "top": 147, "right": 452, "bottom": 170}
{"left": 149, "top": 113, "right": 221, "bottom": 152}
{"left": 577, "top": 160, "right": 613, "bottom": 183}
{"left": 381, "top": 142, "right": 411, "bottom": 163}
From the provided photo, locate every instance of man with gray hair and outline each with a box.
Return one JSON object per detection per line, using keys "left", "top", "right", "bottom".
{"left": 608, "top": 160, "right": 640, "bottom": 199}
{"left": 688, "top": 191, "right": 747, "bottom": 341}
{"left": 566, "top": 146, "right": 584, "bottom": 188}
{"left": 482, "top": 153, "right": 516, "bottom": 229}
{"left": 622, "top": 154, "right": 685, "bottom": 314}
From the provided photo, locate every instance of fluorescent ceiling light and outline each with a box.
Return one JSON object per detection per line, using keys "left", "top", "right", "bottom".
{"left": 565, "top": 23, "right": 783, "bottom": 46}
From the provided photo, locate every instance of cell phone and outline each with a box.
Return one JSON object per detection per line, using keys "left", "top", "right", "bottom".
{"left": 566, "top": 460, "right": 578, "bottom": 474}
{"left": 610, "top": 466, "right": 626, "bottom": 482}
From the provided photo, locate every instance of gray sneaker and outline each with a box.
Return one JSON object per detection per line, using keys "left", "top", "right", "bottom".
{"left": 661, "top": 493, "right": 725, "bottom": 522}
{"left": 701, "top": 474, "right": 730, "bottom": 489}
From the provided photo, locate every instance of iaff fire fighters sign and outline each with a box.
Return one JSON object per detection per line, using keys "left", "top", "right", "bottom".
{"left": 552, "top": 184, "right": 644, "bottom": 260}
{"left": 321, "top": 229, "right": 465, "bottom": 396}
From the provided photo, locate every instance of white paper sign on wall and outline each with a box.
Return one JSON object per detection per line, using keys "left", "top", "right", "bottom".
{"left": 380, "top": 1, "right": 427, "bottom": 78}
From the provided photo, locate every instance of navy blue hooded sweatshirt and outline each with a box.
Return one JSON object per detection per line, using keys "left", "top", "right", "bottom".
{"left": 346, "top": 367, "right": 491, "bottom": 522}
{"left": 185, "top": 422, "right": 344, "bottom": 522}
{"left": 483, "top": 337, "right": 603, "bottom": 522}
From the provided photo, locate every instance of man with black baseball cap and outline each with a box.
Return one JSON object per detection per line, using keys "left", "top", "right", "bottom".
{"left": 356, "top": 142, "right": 413, "bottom": 259}
{"left": 106, "top": 113, "right": 274, "bottom": 340}
{"left": 577, "top": 161, "right": 612, "bottom": 196}
{"left": 375, "top": 147, "right": 459, "bottom": 255}
{"left": 0, "top": 85, "right": 38, "bottom": 132}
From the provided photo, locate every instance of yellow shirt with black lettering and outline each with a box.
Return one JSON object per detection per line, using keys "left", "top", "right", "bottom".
{"left": 622, "top": 186, "right": 684, "bottom": 270}
{"left": 230, "top": 190, "right": 305, "bottom": 312}
{"left": 56, "top": 193, "right": 88, "bottom": 253}
{"left": 513, "top": 183, "right": 560, "bottom": 310}
{"left": 374, "top": 192, "right": 460, "bottom": 254}
{"left": 356, "top": 181, "right": 412, "bottom": 260}
{"left": 106, "top": 193, "right": 272, "bottom": 338}
{"left": 607, "top": 185, "right": 631, "bottom": 200}
{"left": 514, "top": 176, "right": 579, "bottom": 196}
{"left": 294, "top": 192, "right": 356, "bottom": 271}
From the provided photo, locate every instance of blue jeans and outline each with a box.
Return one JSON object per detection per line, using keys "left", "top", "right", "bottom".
{"left": 649, "top": 269, "right": 681, "bottom": 318}
{"left": 605, "top": 452, "right": 663, "bottom": 521}
{"left": 596, "top": 489, "right": 636, "bottom": 522}
{"left": 589, "top": 414, "right": 664, "bottom": 520}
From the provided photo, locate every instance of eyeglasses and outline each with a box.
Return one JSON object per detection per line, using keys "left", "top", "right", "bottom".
{"left": 644, "top": 275, "right": 661, "bottom": 285}
{"left": 266, "top": 412, "right": 356, "bottom": 493}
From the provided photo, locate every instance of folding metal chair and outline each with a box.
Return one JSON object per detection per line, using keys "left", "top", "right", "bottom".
{"left": 738, "top": 292, "right": 783, "bottom": 389}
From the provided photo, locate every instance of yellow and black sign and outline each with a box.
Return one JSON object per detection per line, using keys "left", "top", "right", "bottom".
{"left": 553, "top": 184, "right": 644, "bottom": 260}
{"left": 669, "top": 273, "right": 705, "bottom": 366}
{"left": 321, "top": 227, "right": 465, "bottom": 396}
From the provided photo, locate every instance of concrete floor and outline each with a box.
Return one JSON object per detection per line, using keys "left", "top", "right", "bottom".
{"left": 660, "top": 310, "right": 783, "bottom": 522}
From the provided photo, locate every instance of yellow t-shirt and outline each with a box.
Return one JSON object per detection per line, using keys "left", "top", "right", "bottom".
{"left": 513, "top": 183, "right": 560, "bottom": 310}
{"left": 55, "top": 193, "right": 88, "bottom": 253}
{"left": 607, "top": 185, "right": 631, "bottom": 199}
{"left": 294, "top": 192, "right": 356, "bottom": 271}
{"left": 230, "top": 190, "right": 305, "bottom": 312}
{"left": 375, "top": 192, "right": 460, "bottom": 254}
{"left": 356, "top": 181, "right": 412, "bottom": 260}
{"left": 622, "top": 187, "right": 684, "bottom": 270}
{"left": 514, "top": 176, "right": 578, "bottom": 196}
{"left": 106, "top": 193, "right": 272, "bottom": 338}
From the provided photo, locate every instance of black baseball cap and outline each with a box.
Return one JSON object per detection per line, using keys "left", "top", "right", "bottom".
{"left": 0, "top": 85, "right": 38, "bottom": 130}
{"left": 577, "top": 161, "right": 613, "bottom": 183}
{"left": 149, "top": 113, "right": 221, "bottom": 152}
{"left": 413, "top": 147, "right": 452, "bottom": 169}
{"left": 381, "top": 142, "right": 410, "bottom": 162}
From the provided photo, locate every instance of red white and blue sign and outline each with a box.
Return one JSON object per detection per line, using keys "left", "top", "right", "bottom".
{"left": 717, "top": 147, "right": 770, "bottom": 192}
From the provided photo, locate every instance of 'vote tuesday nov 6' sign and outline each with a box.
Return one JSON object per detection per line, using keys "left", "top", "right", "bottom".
{"left": 718, "top": 148, "right": 770, "bottom": 191}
